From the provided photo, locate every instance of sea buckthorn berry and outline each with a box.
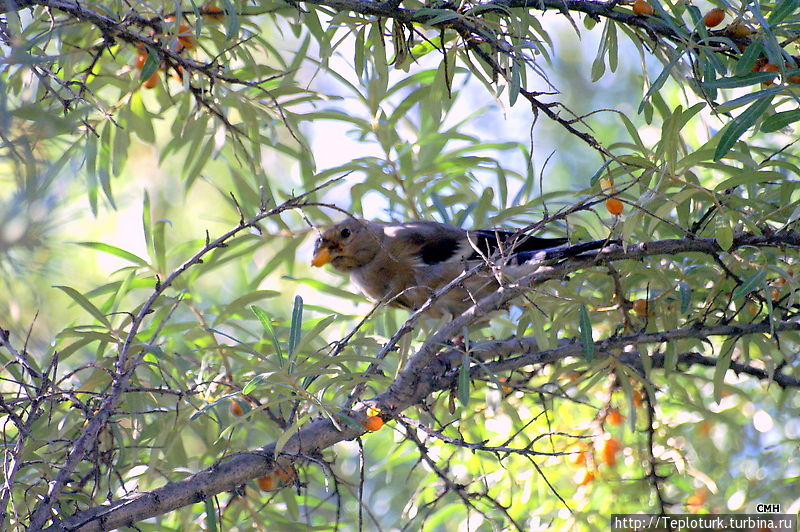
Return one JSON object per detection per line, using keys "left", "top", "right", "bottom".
{"left": 633, "top": 0, "right": 654, "bottom": 16}
{"left": 142, "top": 71, "right": 159, "bottom": 89}
{"left": 363, "top": 415, "right": 384, "bottom": 431}
{"left": 229, "top": 399, "right": 245, "bottom": 417}
{"left": 202, "top": 4, "right": 225, "bottom": 21}
{"left": 574, "top": 467, "right": 595, "bottom": 486}
{"left": 726, "top": 21, "right": 753, "bottom": 38}
{"left": 597, "top": 434, "right": 622, "bottom": 466}
{"left": 605, "top": 197, "right": 624, "bottom": 215}
{"left": 257, "top": 475, "right": 275, "bottom": 491}
{"left": 704, "top": 8, "right": 725, "bottom": 28}
{"left": 605, "top": 408, "right": 623, "bottom": 426}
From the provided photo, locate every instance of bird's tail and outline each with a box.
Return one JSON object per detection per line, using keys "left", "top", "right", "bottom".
{"left": 506, "top": 239, "right": 617, "bottom": 266}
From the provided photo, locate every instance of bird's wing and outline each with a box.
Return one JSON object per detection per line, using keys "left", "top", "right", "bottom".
{"left": 381, "top": 222, "right": 570, "bottom": 267}
{"left": 382, "top": 221, "right": 474, "bottom": 266}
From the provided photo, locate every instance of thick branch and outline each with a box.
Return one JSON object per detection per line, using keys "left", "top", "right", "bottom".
{"left": 475, "top": 322, "right": 800, "bottom": 389}
{"left": 385, "top": 230, "right": 800, "bottom": 405}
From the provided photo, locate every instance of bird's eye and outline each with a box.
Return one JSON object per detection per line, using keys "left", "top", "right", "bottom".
{"left": 340, "top": 228, "right": 352, "bottom": 239}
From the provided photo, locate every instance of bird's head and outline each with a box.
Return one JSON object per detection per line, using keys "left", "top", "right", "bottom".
{"left": 311, "top": 219, "right": 381, "bottom": 271}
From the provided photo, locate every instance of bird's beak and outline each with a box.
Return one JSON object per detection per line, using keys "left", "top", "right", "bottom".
{"left": 311, "top": 247, "right": 332, "bottom": 267}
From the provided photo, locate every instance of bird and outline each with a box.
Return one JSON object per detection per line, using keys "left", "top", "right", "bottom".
{"left": 311, "top": 218, "right": 609, "bottom": 318}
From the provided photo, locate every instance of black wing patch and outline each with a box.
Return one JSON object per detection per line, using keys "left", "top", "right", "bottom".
{"left": 417, "top": 236, "right": 462, "bottom": 265}
{"left": 465, "top": 230, "right": 568, "bottom": 260}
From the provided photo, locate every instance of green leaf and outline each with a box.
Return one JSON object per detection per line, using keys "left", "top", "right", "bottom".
{"left": 588, "top": 159, "right": 614, "bottom": 186}
{"left": 205, "top": 498, "right": 218, "bottom": 532}
{"left": 288, "top": 295, "right": 303, "bottom": 357}
{"left": 416, "top": 8, "right": 460, "bottom": 25}
{"left": 509, "top": 59, "right": 521, "bottom": 106}
{"left": 713, "top": 339, "right": 735, "bottom": 403}
{"left": 769, "top": 0, "right": 800, "bottom": 22}
{"left": 140, "top": 46, "right": 160, "bottom": 81}
{"left": 274, "top": 416, "right": 306, "bottom": 457}
{"left": 761, "top": 274, "right": 774, "bottom": 337}
{"left": 220, "top": 0, "right": 239, "bottom": 40}
{"left": 639, "top": 52, "right": 683, "bottom": 114}
{"left": 73, "top": 242, "right": 149, "bottom": 267}
{"left": 153, "top": 219, "right": 168, "bottom": 273}
{"left": 715, "top": 220, "right": 733, "bottom": 251}
{"left": 732, "top": 270, "right": 767, "bottom": 300}
{"left": 713, "top": 95, "right": 774, "bottom": 161}
{"left": 578, "top": 305, "right": 594, "bottom": 361}
{"left": 716, "top": 86, "right": 781, "bottom": 114}
{"left": 458, "top": 351, "right": 470, "bottom": 408}
{"left": 734, "top": 40, "right": 764, "bottom": 77}
{"left": 700, "top": 71, "right": 778, "bottom": 89}
{"left": 251, "top": 305, "right": 284, "bottom": 368}
{"left": 664, "top": 341, "right": 677, "bottom": 373}
{"left": 678, "top": 282, "right": 691, "bottom": 314}
{"left": 54, "top": 286, "right": 111, "bottom": 327}
{"left": 242, "top": 373, "right": 269, "bottom": 395}
{"left": 142, "top": 192, "right": 153, "bottom": 259}
{"left": 761, "top": 109, "right": 800, "bottom": 133}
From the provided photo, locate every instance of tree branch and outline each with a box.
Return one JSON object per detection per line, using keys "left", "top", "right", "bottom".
{"left": 37, "top": 225, "right": 800, "bottom": 530}
{"left": 26, "top": 177, "right": 343, "bottom": 531}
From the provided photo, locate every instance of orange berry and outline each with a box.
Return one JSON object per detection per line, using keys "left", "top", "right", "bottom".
{"left": 605, "top": 197, "right": 624, "bottom": 215}
{"left": 574, "top": 467, "right": 595, "bottom": 486}
{"left": 257, "top": 475, "right": 275, "bottom": 491}
{"left": 771, "top": 287, "right": 780, "bottom": 300}
{"left": 687, "top": 488, "right": 707, "bottom": 512}
{"left": 697, "top": 420, "right": 713, "bottom": 436}
{"left": 498, "top": 377, "right": 512, "bottom": 394}
{"left": 704, "top": 8, "right": 725, "bottom": 28}
{"left": 632, "top": 298, "right": 652, "bottom": 317}
{"left": 229, "top": 399, "right": 245, "bottom": 417}
{"left": 726, "top": 21, "right": 753, "bottom": 38}
{"left": 633, "top": 389, "right": 644, "bottom": 408}
{"left": 171, "top": 64, "right": 185, "bottom": 82}
{"left": 750, "top": 57, "right": 767, "bottom": 73}
{"left": 135, "top": 51, "right": 147, "bottom": 69}
{"left": 605, "top": 408, "right": 624, "bottom": 426}
{"left": 177, "top": 24, "right": 195, "bottom": 51}
{"left": 142, "top": 71, "right": 159, "bottom": 89}
{"left": 363, "top": 415, "right": 384, "bottom": 431}
{"left": 202, "top": 3, "right": 225, "bottom": 21}
{"left": 275, "top": 466, "right": 296, "bottom": 484}
{"left": 597, "top": 434, "right": 622, "bottom": 466}
{"left": 632, "top": 0, "right": 654, "bottom": 16}
{"left": 566, "top": 445, "right": 587, "bottom": 465}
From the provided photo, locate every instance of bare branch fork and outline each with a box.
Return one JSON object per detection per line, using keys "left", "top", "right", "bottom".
{"left": 32, "top": 229, "right": 800, "bottom": 531}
